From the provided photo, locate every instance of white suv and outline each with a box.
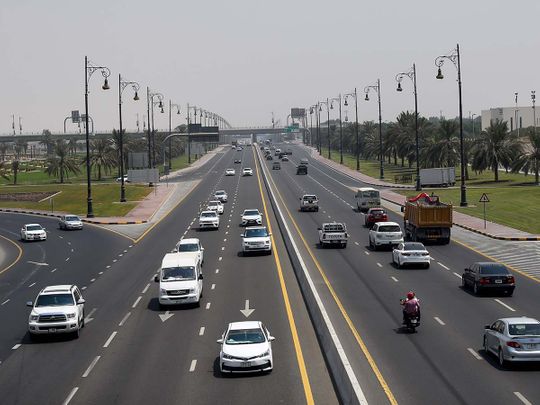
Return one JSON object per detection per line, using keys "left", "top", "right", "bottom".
{"left": 27, "top": 285, "right": 85, "bottom": 339}
{"left": 207, "top": 200, "right": 224, "bottom": 215}
{"left": 242, "top": 168, "right": 253, "bottom": 176}
{"left": 242, "top": 226, "right": 272, "bottom": 255}
{"left": 199, "top": 210, "right": 220, "bottom": 229}
{"left": 368, "top": 221, "right": 404, "bottom": 250}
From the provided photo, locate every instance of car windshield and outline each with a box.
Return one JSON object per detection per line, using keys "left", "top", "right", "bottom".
{"left": 208, "top": 201, "right": 219, "bottom": 206}
{"left": 303, "top": 196, "right": 317, "bottom": 200}
{"left": 370, "top": 210, "right": 385, "bottom": 215}
{"left": 244, "top": 210, "right": 259, "bottom": 216}
{"left": 244, "top": 168, "right": 251, "bottom": 171}
{"left": 27, "top": 225, "right": 43, "bottom": 231}
{"left": 362, "top": 190, "right": 379, "bottom": 198}
{"left": 65, "top": 216, "right": 80, "bottom": 221}
{"left": 245, "top": 228, "right": 268, "bottom": 238}
{"left": 508, "top": 323, "right": 540, "bottom": 336}
{"left": 35, "top": 293, "right": 74, "bottom": 307}
{"left": 226, "top": 328, "right": 266, "bottom": 345}
{"left": 215, "top": 191, "right": 225, "bottom": 196}
{"left": 162, "top": 266, "right": 195, "bottom": 281}
{"left": 201, "top": 212, "right": 217, "bottom": 218}
{"left": 378, "top": 225, "right": 401, "bottom": 233}
{"left": 177, "top": 243, "right": 199, "bottom": 252}
{"left": 404, "top": 243, "right": 425, "bottom": 251}
{"left": 479, "top": 263, "right": 509, "bottom": 274}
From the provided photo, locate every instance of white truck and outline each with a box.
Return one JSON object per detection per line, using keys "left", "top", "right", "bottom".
{"left": 299, "top": 194, "right": 319, "bottom": 212}
{"left": 318, "top": 222, "right": 348, "bottom": 248}
{"left": 419, "top": 167, "right": 456, "bottom": 187}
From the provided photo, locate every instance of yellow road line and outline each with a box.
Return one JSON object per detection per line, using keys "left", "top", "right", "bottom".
{"left": 260, "top": 148, "right": 398, "bottom": 405}
{"left": 253, "top": 147, "right": 314, "bottom": 405}
{"left": 0, "top": 234, "right": 23, "bottom": 276}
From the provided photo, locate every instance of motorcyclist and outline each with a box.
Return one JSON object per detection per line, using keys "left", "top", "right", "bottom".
{"left": 401, "top": 291, "right": 420, "bottom": 324}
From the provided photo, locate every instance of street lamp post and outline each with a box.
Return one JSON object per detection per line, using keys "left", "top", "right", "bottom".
{"left": 84, "top": 56, "right": 110, "bottom": 218}
{"left": 532, "top": 91, "right": 536, "bottom": 135}
{"left": 118, "top": 74, "right": 140, "bottom": 202}
{"left": 315, "top": 102, "right": 321, "bottom": 154}
{"left": 151, "top": 97, "right": 164, "bottom": 168}
{"left": 344, "top": 88, "right": 360, "bottom": 171}
{"left": 365, "top": 79, "right": 384, "bottom": 179}
{"left": 330, "top": 95, "right": 343, "bottom": 164}
{"left": 436, "top": 43, "right": 467, "bottom": 206}
{"left": 396, "top": 63, "right": 421, "bottom": 191}
{"left": 168, "top": 100, "right": 181, "bottom": 171}
{"left": 186, "top": 104, "right": 198, "bottom": 164}
{"left": 147, "top": 90, "right": 163, "bottom": 169}
{"left": 472, "top": 113, "right": 476, "bottom": 137}
{"left": 319, "top": 99, "right": 331, "bottom": 159}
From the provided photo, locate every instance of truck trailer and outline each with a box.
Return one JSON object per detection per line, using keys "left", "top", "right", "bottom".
{"left": 402, "top": 193, "right": 452, "bottom": 244}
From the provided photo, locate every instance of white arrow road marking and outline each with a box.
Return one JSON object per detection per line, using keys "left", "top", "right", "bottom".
{"left": 84, "top": 308, "right": 97, "bottom": 324}
{"left": 27, "top": 261, "right": 49, "bottom": 266}
{"left": 159, "top": 311, "right": 175, "bottom": 322}
{"left": 240, "top": 300, "right": 255, "bottom": 317}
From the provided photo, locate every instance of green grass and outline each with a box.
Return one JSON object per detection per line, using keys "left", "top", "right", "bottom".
{"left": 160, "top": 154, "right": 194, "bottom": 174}
{"left": 396, "top": 187, "right": 540, "bottom": 234}
{"left": 0, "top": 184, "right": 153, "bottom": 217}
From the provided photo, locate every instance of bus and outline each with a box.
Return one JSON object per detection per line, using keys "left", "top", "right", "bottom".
{"left": 354, "top": 187, "right": 381, "bottom": 212}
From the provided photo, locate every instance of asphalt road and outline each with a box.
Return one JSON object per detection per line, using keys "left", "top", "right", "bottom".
{"left": 0, "top": 146, "right": 336, "bottom": 405}
{"left": 260, "top": 143, "right": 540, "bottom": 405}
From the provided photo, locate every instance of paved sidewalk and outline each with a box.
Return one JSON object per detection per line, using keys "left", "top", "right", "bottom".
{"left": 305, "top": 144, "right": 540, "bottom": 241}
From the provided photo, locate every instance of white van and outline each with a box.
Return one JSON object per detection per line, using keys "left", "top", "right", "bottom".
{"left": 155, "top": 252, "right": 203, "bottom": 307}
{"left": 355, "top": 187, "right": 381, "bottom": 212}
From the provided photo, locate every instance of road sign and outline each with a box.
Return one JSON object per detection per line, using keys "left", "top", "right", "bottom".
{"left": 479, "top": 193, "right": 490, "bottom": 203}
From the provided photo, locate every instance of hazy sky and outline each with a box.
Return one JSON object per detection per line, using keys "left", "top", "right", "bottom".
{"left": 1, "top": 0, "right": 539, "bottom": 134}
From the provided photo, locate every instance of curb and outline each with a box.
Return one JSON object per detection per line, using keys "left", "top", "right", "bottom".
{"left": 0, "top": 208, "right": 148, "bottom": 225}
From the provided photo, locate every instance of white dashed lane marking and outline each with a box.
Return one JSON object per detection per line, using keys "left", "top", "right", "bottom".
{"left": 206, "top": 302, "right": 211, "bottom": 310}
{"left": 437, "top": 262, "right": 450, "bottom": 270}
{"left": 12, "top": 344, "right": 21, "bottom": 350}
{"left": 467, "top": 348, "right": 483, "bottom": 360}
{"left": 199, "top": 327, "right": 205, "bottom": 336}
{"left": 62, "top": 387, "right": 79, "bottom": 405}
{"left": 391, "top": 276, "right": 399, "bottom": 282}
{"left": 103, "top": 331, "right": 117, "bottom": 348}
{"left": 514, "top": 392, "right": 532, "bottom": 405}
{"left": 142, "top": 283, "right": 151, "bottom": 294}
{"left": 434, "top": 317, "right": 446, "bottom": 326}
{"left": 453, "top": 272, "right": 462, "bottom": 279}
{"left": 494, "top": 299, "right": 516, "bottom": 312}
{"left": 82, "top": 356, "right": 101, "bottom": 377}
{"left": 1, "top": 299, "right": 10, "bottom": 306}
{"left": 211, "top": 284, "right": 216, "bottom": 290}
{"left": 132, "top": 296, "right": 142, "bottom": 308}
{"left": 189, "top": 359, "right": 197, "bottom": 372}
{"left": 119, "top": 312, "right": 131, "bottom": 327}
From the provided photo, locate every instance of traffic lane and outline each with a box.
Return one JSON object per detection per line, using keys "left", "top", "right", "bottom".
{"left": 270, "top": 154, "right": 540, "bottom": 403}
{"left": 70, "top": 147, "right": 333, "bottom": 404}
{"left": 0, "top": 231, "right": 20, "bottom": 275}
{"left": 0, "top": 149, "right": 237, "bottom": 403}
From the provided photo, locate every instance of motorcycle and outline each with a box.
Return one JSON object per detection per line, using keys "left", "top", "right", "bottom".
{"left": 400, "top": 299, "right": 420, "bottom": 333}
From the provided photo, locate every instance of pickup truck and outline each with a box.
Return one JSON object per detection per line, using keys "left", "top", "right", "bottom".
{"left": 299, "top": 194, "right": 319, "bottom": 212}
{"left": 318, "top": 222, "right": 348, "bottom": 248}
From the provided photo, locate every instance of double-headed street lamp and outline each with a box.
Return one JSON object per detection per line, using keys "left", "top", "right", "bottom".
{"left": 435, "top": 44, "right": 467, "bottom": 207}
{"left": 344, "top": 89, "right": 360, "bottom": 171}
{"left": 168, "top": 100, "right": 181, "bottom": 171}
{"left": 309, "top": 104, "right": 317, "bottom": 148}
{"left": 312, "top": 102, "right": 322, "bottom": 154}
{"left": 365, "top": 79, "right": 384, "bottom": 180}
{"left": 118, "top": 75, "right": 140, "bottom": 202}
{"left": 146, "top": 88, "right": 164, "bottom": 170}
{"left": 319, "top": 99, "right": 331, "bottom": 159}
{"left": 186, "top": 104, "right": 198, "bottom": 164}
{"left": 396, "top": 63, "right": 421, "bottom": 191}
{"left": 330, "top": 95, "right": 343, "bottom": 164}
{"left": 84, "top": 57, "right": 110, "bottom": 218}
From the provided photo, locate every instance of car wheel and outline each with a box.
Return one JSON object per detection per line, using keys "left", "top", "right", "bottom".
{"left": 73, "top": 327, "right": 80, "bottom": 339}
{"left": 473, "top": 283, "right": 480, "bottom": 295}
{"left": 425, "top": 263, "right": 430, "bottom": 269}
{"left": 483, "top": 336, "right": 489, "bottom": 354}
{"left": 498, "top": 347, "right": 507, "bottom": 368}
{"left": 81, "top": 311, "right": 85, "bottom": 328}
{"left": 461, "top": 277, "right": 467, "bottom": 289}
{"left": 397, "top": 258, "right": 402, "bottom": 269}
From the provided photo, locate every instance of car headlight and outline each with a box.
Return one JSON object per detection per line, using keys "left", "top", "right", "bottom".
{"left": 160, "top": 288, "right": 167, "bottom": 295}
{"left": 257, "top": 350, "right": 270, "bottom": 358}
{"left": 30, "top": 314, "right": 39, "bottom": 321}
{"left": 66, "top": 313, "right": 76, "bottom": 319}
{"left": 222, "top": 353, "right": 235, "bottom": 360}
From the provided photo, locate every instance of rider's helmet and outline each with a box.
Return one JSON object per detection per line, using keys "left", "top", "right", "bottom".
{"left": 407, "top": 291, "right": 415, "bottom": 300}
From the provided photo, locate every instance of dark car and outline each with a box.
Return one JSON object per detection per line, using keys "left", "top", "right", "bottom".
{"left": 234, "top": 159, "right": 241, "bottom": 164}
{"left": 266, "top": 154, "right": 273, "bottom": 160}
{"left": 364, "top": 208, "right": 388, "bottom": 228}
{"left": 272, "top": 162, "right": 281, "bottom": 170}
{"left": 462, "top": 262, "right": 515, "bottom": 296}
{"left": 296, "top": 164, "right": 307, "bottom": 175}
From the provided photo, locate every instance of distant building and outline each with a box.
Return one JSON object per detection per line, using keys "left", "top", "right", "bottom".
{"left": 481, "top": 106, "right": 538, "bottom": 131}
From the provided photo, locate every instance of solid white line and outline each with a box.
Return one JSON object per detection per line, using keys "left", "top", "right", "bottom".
{"left": 103, "top": 331, "right": 117, "bottom": 348}
{"left": 437, "top": 262, "right": 450, "bottom": 270}
{"left": 82, "top": 356, "right": 101, "bottom": 377}
{"left": 514, "top": 392, "right": 532, "bottom": 405}
{"left": 494, "top": 299, "right": 516, "bottom": 312}
{"left": 434, "top": 317, "right": 446, "bottom": 326}
{"left": 391, "top": 276, "right": 399, "bottom": 282}
{"left": 119, "top": 312, "right": 131, "bottom": 326}
{"left": 199, "top": 327, "right": 205, "bottom": 336}
{"left": 211, "top": 284, "right": 215, "bottom": 290}
{"left": 205, "top": 302, "right": 211, "bottom": 310}
{"left": 12, "top": 344, "right": 21, "bottom": 350}
{"left": 1, "top": 299, "right": 10, "bottom": 306}
{"left": 189, "top": 359, "right": 197, "bottom": 372}
{"left": 376, "top": 263, "right": 382, "bottom": 268}
{"left": 28, "top": 282, "right": 36, "bottom": 288}
{"left": 142, "top": 283, "right": 151, "bottom": 294}
{"left": 453, "top": 272, "right": 462, "bottom": 279}
{"left": 467, "top": 348, "right": 483, "bottom": 360}
{"left": 62, "top": 387, "right": 79, "bottom": 405}
{"left": 132, "top": 296, "right": 142, "bottom": 308}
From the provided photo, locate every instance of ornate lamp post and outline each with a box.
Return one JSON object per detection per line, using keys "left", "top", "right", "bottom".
{"left": 84, "top": 57, "right": 110, "bottom": 217}
{"left": 309, "top": 105, "right": 317, "bottom": 148}
{"left": 330, "top": 95, "right": 343, "bottom": 164}
{"left": 435, "top": 44, "right": 467, "bottom": 206}
{"left": 186, "top": 104, "right": 198, "bottom": 163}
{"left": 146, "top": 89, "right": 164, "bottom": 169}
{"left": 168, "top": 100, "right": 181, "bottom": 171}
{"left": 118, "top": 75, "right": 139, "bottom": 202}
{"left": 365, "top": 79, "right": 384, "bottom": 179}
{"left": 319, "top": 99, "right": 331, "bottom": 159}
{"left": 532, "top": 91, "right": 536, "bottom": 135}
{"left": 344, "top": 88, "right": 360, "bottom": 171}
{"left": 396, "top": 63, "right": 421, "bottom": 191}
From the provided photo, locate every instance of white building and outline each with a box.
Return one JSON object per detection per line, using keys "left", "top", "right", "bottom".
{"left": 481, "top": 106, "right": 538, "bottom": 131}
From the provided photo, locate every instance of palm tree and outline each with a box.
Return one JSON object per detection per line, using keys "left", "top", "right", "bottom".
{"left": 11, "top": 160, "right": 19, "bottom": 185}
{"left": 40, "top": 130, "right": 54, "bottom": 156}
{"left": 44, "top": 140, "right": 81, "bottom": 183}
{"left": 88, "top": 138, "right": 115, "bottom": 181}
{"left": 511, "top": 128, "right": 540, "bottom": 185}
{"left": 472, "top": 120, "right": 521, "bottom": 181}
{"left": 423, "top": 119, "right": 460, "bottom": 167}
{"left": 68, "top": 137, "right": 78, "bottom": 156}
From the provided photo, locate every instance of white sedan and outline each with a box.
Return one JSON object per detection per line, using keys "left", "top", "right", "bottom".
{"left": 207, "top": 200, "right": 224, "bottom": 215}
{"left": 218, "top": 321, "right": 275, "bottom": 373}
{"left": 214, "top": 190, "right": 228, "bottom": 203}
{"left": 225, "top": 168, "right": 236, "bottom": 176}
{"left": 21, "top": 224, "right": 47, "bottom": 241}
{"left": 392, "top": 242, "right": 431, "bottom": 268}
{"left": 241, "top": 209, "right": 263, "bottom": 226}
{"left": 242, "top": 168, "right": 253, "bottom": 176}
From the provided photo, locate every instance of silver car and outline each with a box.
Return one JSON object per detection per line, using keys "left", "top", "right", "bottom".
{"left": 483, "top": 317, "right": 540, "bottom": 367}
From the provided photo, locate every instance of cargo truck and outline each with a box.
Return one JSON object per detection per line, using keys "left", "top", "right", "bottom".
{"left": 402, "top": 193, "right": 452, "bottom": 244}
{"left": 419, "top": 167, "right": 456, "bottom": 187}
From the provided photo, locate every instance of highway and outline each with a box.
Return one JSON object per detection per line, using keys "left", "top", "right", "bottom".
{"left": 258, "top": 142, "right": 540, "bottom": 405}
{"left": 0, "top": 146, "right": 336, "bottom": 405}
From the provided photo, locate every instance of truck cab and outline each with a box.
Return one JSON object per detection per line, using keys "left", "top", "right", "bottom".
{"left": 318, "top": 222, "right": 348, "bottom": 248}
